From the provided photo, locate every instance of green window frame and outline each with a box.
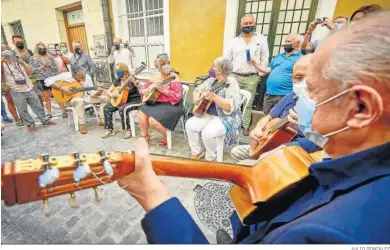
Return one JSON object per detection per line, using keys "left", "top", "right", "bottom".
{"left": 237, "top": 0, "right": 319, "bottom": 60}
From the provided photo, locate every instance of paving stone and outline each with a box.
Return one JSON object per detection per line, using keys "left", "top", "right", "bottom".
{"left": 78, "top": 234, "right": 93, "bottom": 244}
{"left": 71, "top": 226, "right": 86, "bottom": 240}
{"left": 66, "top": 215, "right": 80, "bottom": 228}
{"left": 98, "top": 236, "right": 116, "bottom": 244}
{"left": 95, "top": 218, "right": 114, "bottom": 237}
{"left": 120, "top": 229, "right": 142, "bottom": 244}
{"left": 112, "top": 220, "right": 131, "bottom": 236}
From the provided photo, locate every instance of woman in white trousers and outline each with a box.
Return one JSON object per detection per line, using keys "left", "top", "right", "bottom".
{"left": 186, "top": 57, "right": 242, "bottom": 161}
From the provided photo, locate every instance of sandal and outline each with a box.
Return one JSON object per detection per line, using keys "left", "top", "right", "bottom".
{"left": 62, "top": 112, "right": 68, "bottom": 118}
{"left": 48, "top": 114, "right": 53, "bottom": 119}
{"left": 16, "top": 120, "right": 24, "bottom": 126}
{"left": 102, "top": 130, "right": 117, "bottom": 139}
{"left": 123, "top": 130, "right": 132, "bottom": 139}
{"left": 159, "top": 138, "right": 167, "bottom": 146}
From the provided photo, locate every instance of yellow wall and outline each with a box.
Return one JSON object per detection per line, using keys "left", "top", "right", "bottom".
{"left": 169, "top": 0, "right": 227, "bottom": 81}
{"left": 334, "top": 0, "right": 390, "bottom": 18}
{"left": 1, "top": 0, "right": 105, "bottom": 54}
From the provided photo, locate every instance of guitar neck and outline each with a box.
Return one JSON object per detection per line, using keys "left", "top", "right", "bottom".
{"left": 271, "top": 116, "right": 290, "bottom": 132}
{"left": 73, "top": 87, "right": 97, "bottom": 93}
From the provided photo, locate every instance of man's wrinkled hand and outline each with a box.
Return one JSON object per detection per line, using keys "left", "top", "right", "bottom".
{"left": 249, "top": 128, "right": 264, "bottom": 143}
{"left": 288, "top": 109, "right": 298, "bottom": 125}
{"left": 117, "top": 138, "right": 170, "bottom": 212}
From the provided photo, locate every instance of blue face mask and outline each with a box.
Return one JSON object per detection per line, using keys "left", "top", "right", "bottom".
{"left": 334, "top": 22, "right": 342, "bottom": 30}
{"left": 116, "top": 70, "right": 124, "bottom": 79}
{"left": 295, "top": 80, "right": 351, "bottom": 148}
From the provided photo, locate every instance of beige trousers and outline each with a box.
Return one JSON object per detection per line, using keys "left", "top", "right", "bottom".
{"left": 67, "top": 96, "right": 108, "bottom": 125}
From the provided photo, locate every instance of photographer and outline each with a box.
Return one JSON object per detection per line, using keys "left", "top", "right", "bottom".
{"left": 301, "top": 16, "right": 349, "bottom": 54}
{"left": 1, "top": 46, "right": 55, "bottom": 131}
{"left": 108, "top": 37, "right": 135, "bottom": 74}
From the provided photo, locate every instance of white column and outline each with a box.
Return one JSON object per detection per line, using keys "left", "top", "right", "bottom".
{"left": 223, "top": 0, "right": 240, "bottom": 55}
{"left": 112, "top": 0, "right": 130, "bottom": 41}
{"left": 163, "top": 0, "right": 170, "bottom": 55}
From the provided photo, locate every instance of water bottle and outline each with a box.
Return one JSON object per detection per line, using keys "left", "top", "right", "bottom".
{"left": 246, "top": 49, "right": 251, "bottom": 61}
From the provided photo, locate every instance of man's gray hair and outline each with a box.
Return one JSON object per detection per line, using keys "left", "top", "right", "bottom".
{"left": 213, "top": 56, "right": 233, "bottom": 75}
{"left": 241, "top": 14, "right": 255, "bottom": 22}
{"left": 291, "top": 33, "right": 303, "bottom": 45}
{"left": 322, "top": 10, "right": 390, "bottom": 90}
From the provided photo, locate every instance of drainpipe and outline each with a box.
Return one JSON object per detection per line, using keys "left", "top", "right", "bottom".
{"left": 101, "top": 0, "right": 113, "bottom": 54}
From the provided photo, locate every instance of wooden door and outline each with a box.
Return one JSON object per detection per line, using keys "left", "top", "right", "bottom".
{"left": 64, "top": 6, "right": 89, "bottom": 54}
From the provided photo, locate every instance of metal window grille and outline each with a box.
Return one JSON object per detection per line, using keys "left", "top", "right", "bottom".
{"left": 238, "top": 0, "right": 318, "bottom": 58}
{"left": 125, "top": 0, "right": 165, "bottom": 71}
{"left": 1, "top": 25, "right": 7, "bottom": 45}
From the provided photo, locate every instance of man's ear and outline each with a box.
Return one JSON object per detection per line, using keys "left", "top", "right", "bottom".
{"left": 347, "top": 85, "right": 384, "bottom": 129}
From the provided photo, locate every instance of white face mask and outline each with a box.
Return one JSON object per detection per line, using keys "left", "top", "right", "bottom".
{"left": 161, "top": 64, "right": 171, "bottom": 74}
{"left": 293, "top": 80, "right": 305, "bottom": 96}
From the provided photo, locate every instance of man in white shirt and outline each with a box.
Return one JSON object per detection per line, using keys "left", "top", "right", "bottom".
{"left": 108, "top": 37, "right": 135, "bottom": 72}
{"left": 44, "top": 65, "right": 108, "bottom": 134}
{"left": 224, "top": 14, "right": 269, "bottom": 136}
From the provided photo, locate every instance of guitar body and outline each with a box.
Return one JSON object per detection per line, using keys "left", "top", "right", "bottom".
{"left": 142, "top": 90, "right": 161, "bottom": 106}
{"left": 52, "top": 81, "right": 85, "bottom": 103}
{"left": 110, "top": 86, "right": 130, "bottom": 107}
{"left": 193, "top": 99, "right": 212, "bottom": 117}
{"left": 249, "top": 118, "right": 298, "bottom": 159}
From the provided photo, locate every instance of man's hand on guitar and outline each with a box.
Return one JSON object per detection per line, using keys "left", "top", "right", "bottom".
{"left": 288, "top": 109, "right": 298, "bottom": 125}
{"left": 61, "top": 86, "right": 73, "bottom": 94}
{"left": 111, "top": 93, "right": 119, "bottom": 99}
{"left": 96, "top": 88, "right": 104, "bottom": 96}
{"left": 205, "top": 91, "right": 216, "bottom": 101}
{"left": 117, "top": 138, "right": 170, "bottom": 212}
{"left": 249, "top": 128, "right": 264, "bottom": 143}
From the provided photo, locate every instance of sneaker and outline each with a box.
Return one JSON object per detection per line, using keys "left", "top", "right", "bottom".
{"left": 2, "top": 117, "right": 13, "bottom": 124}
{"left": 216, "top": 229, "right": 233, "bottom": 244}
{"left": 79, "top": 125, "right": 88, "bottom": 134}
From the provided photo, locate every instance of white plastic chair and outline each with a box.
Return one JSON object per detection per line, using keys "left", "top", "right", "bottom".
{"left": 67, "top": 103, "right": 100, "bottom": 132}
{"left": 216, "top": 89, "right": 252, "bottom": 162}
{"left": 166, "top": 84, "right": 189, "bottom": 150}
{"left": 121, "top": 103, "right": 142, "bottom": 137}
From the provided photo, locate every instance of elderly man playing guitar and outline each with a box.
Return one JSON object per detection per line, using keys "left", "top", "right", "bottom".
{"left": 44, "top": 65, "right": 108, "bottom": 134}
{"left": 230, "top": 54, "right": 321, "bottom": 163}
{"left": 118, "top": 11, "right": 390, "bottom": 244}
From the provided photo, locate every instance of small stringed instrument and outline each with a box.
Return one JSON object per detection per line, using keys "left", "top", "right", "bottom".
{"left": 142, "top": 75, "right": 176, "bottom": 105}
{"left": 249, "top": 117, "right": 298, "bottom": 159}
{"left": 1, "top": 146, "right": 322, "bottom": 225}
{"left": 52, "top": 82, "right": 97, "bottom": 103}
{"left": 111, "top": 62, "right": 146, "bottom": 108}
{"left": 192, "top": 80, "right": 228, "bottom": 117}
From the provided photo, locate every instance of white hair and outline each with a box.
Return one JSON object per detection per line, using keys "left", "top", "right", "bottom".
{"left": 213, "top": 56, "right": 233, "bottom": 75}
{"left": 290, "top": 33, "right": 303, "bottom": 45}
{"left": 241, "top": 14, "right": 255, "bottom": 22}
{"left": 322, "top": 10, "right": 390, "bottom": 90}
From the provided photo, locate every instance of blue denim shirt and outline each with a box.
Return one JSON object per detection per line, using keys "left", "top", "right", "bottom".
{"left": 141, "top": 142, "right": 390, "bottom": 244}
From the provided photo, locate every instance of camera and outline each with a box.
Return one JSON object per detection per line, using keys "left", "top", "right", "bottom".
{"left": 316, "top": 17, "right": 326, "bottom": 24}
{"left": 54, "top": 43, "right": 60, "bottom": 51}
{"left": 15, "top": 79, "right": 27, "bottom": 85}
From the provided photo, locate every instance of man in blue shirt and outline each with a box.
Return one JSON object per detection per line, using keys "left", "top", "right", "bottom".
{"left": 118, "top": 11, "right": 390, "bottom": 244}
{"left": 250, "top": 33, "right": 303, "bottom": 114}
{"left": 231, "top": 54, "right": 321, "bottom": 163}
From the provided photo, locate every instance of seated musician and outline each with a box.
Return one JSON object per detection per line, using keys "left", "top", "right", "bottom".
{"left": 231, "top": 54, "right": 321, "bottom": 163}
{"left": 102, "top": 63, "right": 141, "bottom": 139}
{"left": 186, "top": 57, "right": 242, "bottom": 161}
{"left": 44, "top": 65, "right": 108, "bottom": 134}
{"left": 137, "top": 53, "right": 183, "bottom": 145}
{"left": 118, "top": 11, "right": 390, "bottom": 244}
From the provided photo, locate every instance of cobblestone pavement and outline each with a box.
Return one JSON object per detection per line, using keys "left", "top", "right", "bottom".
{"left": 1, "top": 104, "right": 245, "bottom": 244}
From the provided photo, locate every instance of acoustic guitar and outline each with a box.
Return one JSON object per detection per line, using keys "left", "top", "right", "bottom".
{"left": 1, "top": 146, "right": 321, "bottom": 225}
{"left": 249, "top": 117, "right": 298, "bottom": 159}
{"left": 192, "top": 80, "right": 227, "bottom": 117}
{"left": 52, "top": 82, "right": 97, "bottom": 103}
{"left": 142, "top": 75, "right": 176, "bottom": 105}
{"left": 110, "top": 62, "right": 146, "bottom": 108}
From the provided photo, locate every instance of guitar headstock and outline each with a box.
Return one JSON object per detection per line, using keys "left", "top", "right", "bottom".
{"left": 1, "top": 151, "right": 135, "bottom": 216}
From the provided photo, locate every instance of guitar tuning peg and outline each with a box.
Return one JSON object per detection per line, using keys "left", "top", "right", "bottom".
{"left": 103, "top": 160, "right": 113, "bottom": 176}
{"left": 73, "top": 163, "right": 91, "bottom": 182}
{"left": 93, "top": 187, "right": 101, "bottom": 202}
{"left": 68, "top": 193, "right": 79, "bottom": 208}
{"left": 43, "top": 199, "right": 51, "bottom": 216}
